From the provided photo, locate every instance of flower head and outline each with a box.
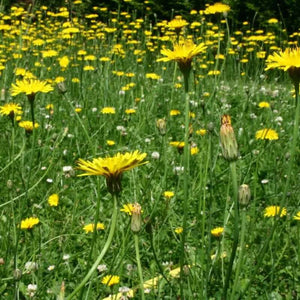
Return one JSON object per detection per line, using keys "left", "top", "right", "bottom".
{"left": 20, "top": 217, "right": 39, "bottom": 229}
{"left": 264, "top": 206, "right": 287, "bottom": 217}
{"left": 293, "top": 211, "right": 300, "bottom": 221}
{"left": 101, "top": 107, "right": 115, "bottom": 114}
{"left": 174, "top": 227, "right": 183, "bottom": 234}
{"left": 157, "top": 39, "right": 206, "bottom": 74}
{"left": 48, "top": 194, "right": 59, "bottom": 206}
{"left": 0, "top": 103, "right": 22, "bottom": 118}
{"left": 120, "top": 203, "right": 134, "bottom": 215}
{"left": 83, "top": 223, "right": 105, "bottom": 233}
{"left": 101, "top": 275, "right": 120, "bottom": 286}
{"left": 258, "top": 101, "right": 270, "bottom": 108}
{"left": 11, "top": 79, "right": 53, "bottom": 101}
{"left": 204, "top": 3, "right": 230, "bottom": 15}
{"left": 76, "top": 151, "right": 148, "bottom": 194}
{"left": 19, "top": 121, "right": 39, "bottom": 134}
{"left": 163, "top": 191, "right": 175, "bottom": 199}
{"left": 211, "top": 227, "right": 224, "bottom": 237}
{"left": 220, "top": 115, "right": 238, "bottom": 161}
{"left": 255, "top": 129, "right": 278, "bottom": 140}
{"left": 167, "top": 16, "right": 189, "bottom": 34}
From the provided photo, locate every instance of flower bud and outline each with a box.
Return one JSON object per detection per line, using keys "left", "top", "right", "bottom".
{"left": 220, "top": 115, "right": 238, "bottom": 161}
{"left": 13, "top": 269, "right": 22, "bottom": 280}
{"left": 238, "top": 184, "right": 251, "bottom": 206}
{"left": 57, "top": 81, "right": 67, "bottom": 94}
{"left": 156, "top": 118, "right": 166, "bottom": 135}
{"left": 131, "top": 203, "right": 142, "bottom": 233}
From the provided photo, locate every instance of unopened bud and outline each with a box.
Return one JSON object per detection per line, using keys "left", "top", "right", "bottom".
{"left": 220, "top": 115, "right": 238, "bottom": 161}
{"left": 13, "top": 269, "right": 22, "bottom": 280}
{"left": 131, "top": 203, "right": 142, "bottom": 233}
{"left": 57, "top": 81, "right": 67, "bottom": 94}
{"left": 156, "top": 118, "right": 166, "bottom": 135}
{"left": 239, "top": 184, "right": 251, "bottom": 206}
{"left": 1, "top": 88, "right": 5, "bottom": 101}
{"left": 7, "top": 180, "right": 13, "bottom": 189}
{"left": 0, "top": 258, "right": 4, "bottom": 265}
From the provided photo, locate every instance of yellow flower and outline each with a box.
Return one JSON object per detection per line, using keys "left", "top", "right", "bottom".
{"left": 266, "top": 48, "right": 300, "bottom": 71}
{"left": 75, "top": 107, "right": 82, "bottom": 113}
{"left": 157, "top": 39, "right": 206, "bottom": 73}
{"left": 101, "top": 107, "right": 115, "bottom": 114}
{"left": 268, "top": 18, "right": 278, "bottom": 24}
{"left": 211, "top": 227, "right": 224, "bottom": 237}
{"left": 11, "top": 79, "right": 53, "bottom": 98}
{"left": 125, "top": 108, "right": 136, "bottom": 114}
{"left": 190, "top": 146, "right": 199, "bottom": 155}
{"left": 48, "top": 194, "right": 59, "bottom": 206}
{"left": 120, "top": 203, "right": 134, "bottom": 215}
{"left": 163, "top": 191, "right": 174, "bottom": 199}
{"left": 101, "top": 275, "right": 120, "bottom": 286}
{"left": 204, "top": 3, "right": 230, "bottom": 14}
{"left": 293, "top": 211, "right": 300, "bottom": 220}
{"left": 83, "top": 223, "right": 105, "bottom": 233}
{"left": 106, "top": 140, "right": 115, "bottom": 146}
{"left": 174, "top": 227, "right": 183, "bottom": 234}
{"left": 255, "top": 129, "right": 278, "bottom": 140}
{"left": 196, "top": 129, "right": 207, "bottom": 136}
{"left": 58, "top": 56, "right": 70, "bottom": 69}
{"left": 19, "top": 121, "right": 39, "bottom": 133}
{"left": 167, "top": 16, "right": 189, "bottom": 32}
{"left": 146, "top": 73, "right": 161, "bottom": 80}
{"left": 264, "top": 206, "right": 287, "bottom": 217}
{"left": 258, "top": 101, "right": 270, "bottom": 108}
{"left": 76, "top": 151, "right": 148, "bottom": 194}
{"left": 20, "top": 217, "right": 39, "bottom": 229}
{"left": 0, "top": 103, "right": 22, "bottom": 117}
{"left": 170, "top": 109, "right": 181, "bottom": 116}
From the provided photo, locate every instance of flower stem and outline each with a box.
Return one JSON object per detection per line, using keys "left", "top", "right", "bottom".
{"left": 222, "top": 161, "right": 239, "bottom": 299}
{"left": 134, "top": 233, "right": 145, "bottom": 300}
{"left": 180, "top": 70, "right": 190, "bottom": 298}
{"left": 66, "top": 194, "right": 118, "bottom": 300}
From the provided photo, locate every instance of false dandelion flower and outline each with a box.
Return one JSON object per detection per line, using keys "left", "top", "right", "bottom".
{"left": 20, "top": 217, "right": 39, "bottom": 229}
{"left": 258, "top": 101, "right": 270, "bottom": 108}
{"left": 255, "top": 129, "right": 278, "bottom": 140}
{"left": 170, "top": 109, "right": 181, "bottom": 116}
{"left": 76, "top": 151, "right": 148, "bottom": 195}
{"left": 48, "top": 194, "right": 59, "bottom": 206}
{"left": 19, "top": 121, "right": 39, "bottom": 134}
{"left": 120, "top": 203, "right": 134, "bottom": 215}
{"left": 106, "top": 140, "right": 115, "bottom": 146}
{"left": 101, "top": 107, "right": 115, "bottom": 114}
{"left": 101, "top": 275, "right": 120, "bottom": 286}
{"left": 211, "top": 227, "right": 224, "bottom": 238}
{"left": 163, "top": 191, "right": 175, "bottom": 199}
{"left": 204, "top": 3, "right": 230, "bottom": 15}
{"left": 157, "top": 39, "right": 206, "bottom": 76}
{"left": 196, "top": 129, "right": 207, "bottom": 136}
{"left": 264, "top": 206, "right": 287, "bottom": 217}
{"left": 83, "top": 223, "right": 105, "bottom": 233}
{"left": 0, "top": 103, "right": 22, "bottom": 125}
{"left": 174, "top": 227, "right": 183, "bottom": 234}
{"left": 167, "top": 16, "right": 189, "bottom": 34}
{"left": 293, "top": 211, "right": 300, "bottom": 220}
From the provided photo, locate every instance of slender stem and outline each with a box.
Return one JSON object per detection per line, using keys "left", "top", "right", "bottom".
{"left": 222, "top": 161, "right": 239, "bottom": 299}
{"left": 66, "top": 194, "right": 118, "bottom": 300}
{"left": 29, "top": 100, "right": 35, "bottom": 126}
{"left": 180, "top": 71, "right": 191, "bottom": 299}
{"left": 134, "top": 234, "right": 145, "bottom": 300}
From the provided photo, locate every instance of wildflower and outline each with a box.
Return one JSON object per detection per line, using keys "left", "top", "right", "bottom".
{"left": 48, "top": 194, "right": 59, "bottom": 206}
{"left": 264, "top": 206, "right": 287, "bottom": 217}
{"left": 25, "top": 261, "right": 38, "bottom": 272}
{"left": 83, "top": 223, "right": 105, "bottom": 233}
{"left": 156, "top": 118, "right": 166, "bottom": 135}
{"left": 167, "top": 16, "right": 188, "bottom": 34}
{"left": 157, "top": 39, "right": 206, "bottom": 74}
{"left": 238, "top": 184, "right": 251, "bottom": 206}
{"left": 163, "top": 191, "right": 174, "bottom": 199}
{"left": 106, "top": 140, "right": 115, "bottom": 146}
{"left": 255, "top": 129, "right": 278, "bottom": 140}
{"left": 196, "top": 129, "right": 207, "bottom": 136}
{"left": 170, "top": 109, "right": 181, "bottom": 116}
{"left": 258, "top": 101, "right": 270, "bottom": 108}
{"left": 265, "top": 47, "right": 300, "bottom": 86}
{"left": 75, "top": 107, "right": 82, "bottom": 113}
{"left": 131, "top": 203, "right": 142, "bottom": 233}
{"left": 101, "top": 107, "right": 115, "bottom": 114}
{"left": 101, "top": 275, "right": 120, "bottom": 286}
{"left": 146, "top": 73, "right": 161, "bottom": 80}
{"left": 58, "top": 56, "right": 70, "bottom": 69}
{"left": 190, "top": 146, "right": 199, "bottom": 155}
{"left": 27, "top": 284, "right": 37, "bottom": 297}
{"left": 62, "top": 254, "right": 70, "bottom": 260}
{"left": 219, "top": 115, "right": 238, "bottom": 161}
{"left": 0, "top": 103, "right": 22, "bottom": 120}
{"left": 97, "top": 264, "right": 108, "bottom": 272}
{"left": 48, "top": 265, "right": 55, "bottom": 271}
{"left": 174, "top": 227, "right": 183, "bottom": 234}
{"left": 204, "top": 3, "right": 230, "bottom": 15}
{"left": 20, "top": 217, "right": 39, "bottom": 229}
{"left": 76, "top": 151, "right": 148, "bottom": 195}
{"left": 125, "top": 108, "right": 136, "bottom": 114}
{"left": 211, "top": 227, "right": 224, "bottom": 237}
{"left": 293, "top": 211, "right": 300, "bottom": 220}
{"left": 19, "top": 121, "right": 39, "bottom": 134}
{"left": 120, "top": 203, "right": 134, "bottom": 215}
{"left": 11, "top": 79, "right": 53, "bottom": 101}
{"left": 151, "top": 151, "right": 160, "bottom": 159}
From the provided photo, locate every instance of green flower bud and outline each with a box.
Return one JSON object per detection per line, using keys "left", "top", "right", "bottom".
{"left": 238, "top": 184, "right": 251, "bottom": 206}
{"left": 220, "top": 115, "right": 238, "bottom": 161}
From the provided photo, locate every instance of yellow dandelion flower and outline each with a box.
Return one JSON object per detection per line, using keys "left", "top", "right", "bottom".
{"left": 190, "top": 146, "right": 199, "bottom": 155}
{"left": 48, "top": 194, "right": 59, "bottom": 206}
{"left": 170, "top": 109, "right": 181, "bottom": 116}
{"left": 264, "top": 206, "right": 287, "bottom": 217}
{"left": 258, "top": 101, "right": 270, "bottom": 108}
{"left": 11, "top": 79, "right": 53, "bottom": 97}
{"left": 146, "top": 73, "right": 161, "bottom": 80}
{"left": 83, "top": 223, "right": 105, "bottom": 233}
{"left": 0, "top": 103, "right": 22, "bottom": 117}
{"left": 20, "top": 217, "right": 39, "bottom": 229}
{"left": 196, "top": 129, "right": 207, "bottom": 136}
{"left": 101, "top": 275, "right": 120, "bottom": 286}
{"left": 266, "top": 47, "right": 300, "bottom": 71}
{"left": 174, "top": 227, "right": 183, "bottom": 234}
{"left": 59, "top": 56, "right": 70, "bottom": 69}
{"left": 125, "top": 108, "right": 136, "bottom": 114}
{"left": 255, "top": 129, "right": 278, "bottom": 140}
{"left": 19, "top": 121, "right": 39, "bottom": 133}
{"left": 101, "top": 107, "right": 115, "bottom": 114}
{"left": 293, "top": 211, "right": 300, "bottom": 220}
{"left": 211, "top": 227, "right": 224, "bottom": 237}
{"left": 204, "top": 3, "right": 230, "bottom": 15}
{"left": 163, "top": 191, "right": 174, "bottom": 199}
{"left": 76, "top": 151, "right": 148, "bottom": 194}
{"left": 157, "top": 39, "right": 206, "bottom": 73}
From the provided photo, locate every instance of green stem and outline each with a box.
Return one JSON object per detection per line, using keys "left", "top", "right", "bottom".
{"left": 134, "top": 234, "right": 145, "bottom": 300}
{"left": 66, "top": 194, "right": 118, "bottom": 300}
{"left": 180, "top": 70, "right": 190, "bottom": 299}
{"left": 222, "top": 161, "right": 239, "bottom": 299}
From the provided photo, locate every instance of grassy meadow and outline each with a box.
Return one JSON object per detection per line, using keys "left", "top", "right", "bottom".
{"left": 0, "top": 2, "right": 300, "bottom": 299}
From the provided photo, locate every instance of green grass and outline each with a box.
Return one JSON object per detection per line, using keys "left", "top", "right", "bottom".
{"left": 0, "top": 3, "right": 300, "bottom": 299}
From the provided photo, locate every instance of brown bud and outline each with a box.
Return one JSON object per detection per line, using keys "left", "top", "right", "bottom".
{"left": 220, "top": 115, "right": 238, "bottom": 161}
